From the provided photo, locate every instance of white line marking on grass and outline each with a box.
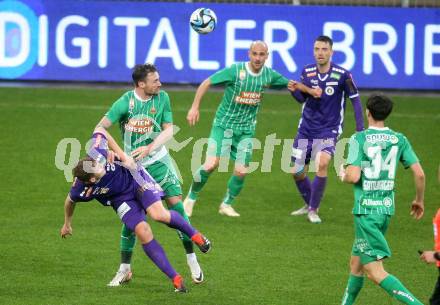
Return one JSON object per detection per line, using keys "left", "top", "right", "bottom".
{"left": 0, "top": 102, "right": 439, "bottom": 119}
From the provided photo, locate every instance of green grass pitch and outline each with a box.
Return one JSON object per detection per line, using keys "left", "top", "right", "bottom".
{"left": 0, "top": 86, "right": 439, "bottom": 305}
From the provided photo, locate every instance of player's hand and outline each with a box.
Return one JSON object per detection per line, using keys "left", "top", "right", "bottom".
{"left": 420, "top": 251, "right": 437, "bottom": 264}
{"left": 131, "top": 145, "right": 151, "bottom": 161}
{"left": 107, "top": 150, "right": 119, "bottom": 164}
{"left": 187, "top": 107, "right": 200, "bottom": 126}
{"left": 308, "top": 87, "right": 322, "bottom": 98}
{"left": 60, "top": 224, "right": 72, "bottom": 238}
{"left": 122, "top": 155, "right": 137, "bottom": 170}
{"left": 287, "top": 80, "right": 299, "bottom": 92}
{"left": 410, "top": 200, "right": 424, "bottom": 220}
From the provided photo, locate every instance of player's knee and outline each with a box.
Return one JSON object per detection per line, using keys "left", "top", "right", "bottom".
{"left": 363, "top": 268, "right": 386, "bottom": 285}
{"left": 134, "top": 221, "right": 153, "bottom": 244}
{"left": 204, "top": 159, "right": 219, "bottom": 172}
{"left": 233, "top": 167, "right": 247, "bottom": 178}
{"left": 349, "top": 257, "right": 363, "bottom": 276}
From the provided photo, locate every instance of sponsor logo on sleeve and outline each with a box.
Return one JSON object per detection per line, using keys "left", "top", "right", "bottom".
{"left": 307, "top": 72, "right": 317, "bottom": 77}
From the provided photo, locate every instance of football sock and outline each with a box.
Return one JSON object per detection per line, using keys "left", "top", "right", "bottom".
{"left": 169, "top": 202, "right": 195, "bottom": 254}
{"left": 223, "top": 175, "right": 245, "bottom": 205}
{"left": 167, "top": 210, "right": 197, "bottom": 238}
{"left": 120, "top": 224, "right": 136, "bottom": 264}
{"left": 379, "top": 274, "right": 423, "bottom": 305}
{"left": 188, "top": 166, "right": 212, "bottom": 200}
{"left": 142, "top": 239, "right": 177, "bottom": 279}
{"left": 341, "top": 274, "right": 364, "bottom": 305}
{"left": 309, "top": 176, "right": 327, "bottom": 211}
{"left": 295, "top": 176, "right": 311, "bottom": 205}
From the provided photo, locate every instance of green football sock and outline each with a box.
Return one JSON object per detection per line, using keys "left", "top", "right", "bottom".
{"left": 188, "top": 166, "right": 212, "bottom": 200}
{"left": 120, "top": 224, "right": 136, "bottom": 264}
{"left": 341, "top": 274, "right": 364, "bottom": 305}
{"left": 169, "top": 201, "right": 194, "bottom": 254}
{"left": 379, "top": 274, "right": 423, "bottom": 305}
{"left": 223, "top": 175, "right": 245, "bottom": 205}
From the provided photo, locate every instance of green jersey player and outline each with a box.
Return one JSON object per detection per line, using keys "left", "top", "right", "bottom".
{"left": 339, "top": 94, "right": 425, "bottom": 305}
{"left": 184, "top": 41, "right": 289, "bottom": 217}
{"left": 96, "top": 64, "right": 204, "bottom": 286}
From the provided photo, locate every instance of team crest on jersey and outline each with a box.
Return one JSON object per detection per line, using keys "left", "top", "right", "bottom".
{"left": 325, "top": 86, "right": 335, "bottom": 96}
{"left": 150, "top": 107, "right": 156, "bottom": 114}
{"left": 383, "top": 197, "right": 393, "bottom": 208}
{"left": 239, "top": 69, "right": 246, "bottom": 80}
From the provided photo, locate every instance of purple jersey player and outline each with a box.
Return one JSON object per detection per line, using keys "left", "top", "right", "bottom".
{"left": 60, "top": 129, "right": 211, "bottom": 293}
{"left": 287, "top": 35, "right": 364, "bottom": 224}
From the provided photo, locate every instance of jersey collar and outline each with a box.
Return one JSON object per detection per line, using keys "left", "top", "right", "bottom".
{"left": 245, "top": 62, "right": 264, "bottom": 77}
{"left": 368, "top": 126, "right": 389, "bottom": 130}
{"left": 133, "top": 90, "right": 153, "bottom": 103}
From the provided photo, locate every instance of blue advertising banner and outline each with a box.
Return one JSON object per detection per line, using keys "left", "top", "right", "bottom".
{"left": 1, "top": 0, "right": 439, "bottom": 89}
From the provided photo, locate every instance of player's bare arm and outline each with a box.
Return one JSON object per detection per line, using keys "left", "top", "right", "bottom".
{"left": 187, "top": 78, "right": 211, "bottom": 126}
{"left": 96, "top": 116, "right": 113, "bottom": 130}
{"left": 409, "top": 162, "right": 425, "bottom": 220}
{"left": 131, "top": 123, "right": 173, "bottom": 161}
{"left": 288, "top": 80, "right": 322, "bottom": 98}
{"left": 339, "top": 164, "right": 361, "bottom": 184}
{"left": 61, "top": 195, "right": 75, "bottom": 238}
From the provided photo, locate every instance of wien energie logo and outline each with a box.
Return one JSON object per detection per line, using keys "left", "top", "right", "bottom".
{"left": 235, "top": 92, "right": 262, "bottom": 105}
{"left": 124, "top": 118, "right": 154, "bottom": 134}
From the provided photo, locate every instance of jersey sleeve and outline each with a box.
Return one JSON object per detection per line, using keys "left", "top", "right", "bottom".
{"left": 87, "top": 132, "right": 109, "bottom": 163}
{"left": 105, "top": 94, "right": 129, "bottom": 124}
{"left": 343, "top": 72, "right": 359, "bottom": 99}
{"left": 346, "top": 133, "right": 364, "bottom": 167}
{"left": 68, "top": 179, "right": 94, "bottom": 202}
{"left": 400, "top": 135, "right": 419, "bottom": 168}
{"left": 269, "top": 70, "right": 289, "bottom": 89}
{"left": 161, "top": 92, "right": 173, "bottom": 124}
{"left": 209, "top": 65, "right": 235, "bottom": 85}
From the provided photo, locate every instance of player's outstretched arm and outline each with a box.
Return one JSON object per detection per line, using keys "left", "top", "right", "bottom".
{"left": 187, "top": 78, "right": 211, "bottom": 126}
{"left": 409, "top": 162, "right": 425, "bottom": 220}
{"left": 94, "top": 127, "right": 136, "bottom": 169}
{"left": 61, "top": 195, "right": 76, "bottom": 238}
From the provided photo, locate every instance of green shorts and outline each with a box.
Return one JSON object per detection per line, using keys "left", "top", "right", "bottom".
{"left": 207, "top": 125, "right": 254, "bottom": 166}
{"left": 351, "top": 214, "right": 392, "bottom": 265}
{"left": 145, "top": 156, "right": 182, "bottom": 198}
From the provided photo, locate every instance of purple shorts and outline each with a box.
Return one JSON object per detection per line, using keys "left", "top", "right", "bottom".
{"left": 113, "top": 168, "right": 164, "bottom": 231}
{"left": 291, "top": 133, "right": 337, "bottom": 168}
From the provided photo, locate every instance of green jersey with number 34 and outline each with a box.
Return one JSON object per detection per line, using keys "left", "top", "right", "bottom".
{"left": 346, "top": 127, "right": 419, "bottom": 215}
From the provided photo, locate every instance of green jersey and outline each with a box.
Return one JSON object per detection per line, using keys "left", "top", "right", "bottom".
{"left": 105, "top": 90, "right": 172, "bottom": 166}
{"left": 346, "top": 127, "right": 419, "bottom": 215}
{"left": 210, "top": 62, "right": 288, "bottom": 132}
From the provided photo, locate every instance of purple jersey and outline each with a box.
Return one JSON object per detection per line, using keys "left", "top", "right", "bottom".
{"left": 296, "top": 63, "right": 359, "bottom": 138}
{"left": 68, "top": 132, "right": 163, "bottom": 212}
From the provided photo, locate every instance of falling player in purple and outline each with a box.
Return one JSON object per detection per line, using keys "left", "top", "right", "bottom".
{"left": 60, "top": 128, "right": 211, "bottom": 292}
{"left": 287, "top": 35, "right": 364, "bottom": 223}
